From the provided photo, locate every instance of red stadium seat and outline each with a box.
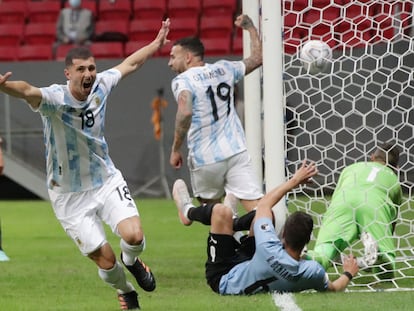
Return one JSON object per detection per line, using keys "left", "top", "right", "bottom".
{"left": 95, "top": 20, "right": 129, "bottom": 42}
{"left": 232, "top": 34, "right": 243, "bottom": 55}
{"left": 24, "top": 22, "right": 57, "bottom": 45}
{"left": 169, "top": 17, "right": 199, "bottom": 40}
{"left": 200, "top": 16, "right": 234, "bottom": 39}
{"left": 128, "top": 19, "right": 162, "bottom": 41}
{"left": 201, "top": 36, "right": 231, "bottom": 56}
{"left": 27, "top": 1, "right": 61, "bottom": 23}
{"left": 55, "top": 43, "right": 78, "bottom": 61}
{"left": 0, "top": 45, "right": 19, "bottom": 62}
{"left": 202, "top": 0, "right": 237, "bottom": 17}
{"left": 0, "top": 2, "right": 28, "bottom": 25}
{"left": 167, "top": 0, "right": 201, "bottom": 18}
{"left": 99, "top": 0, "right": 132, "bottom": 22}
{"left": 0, "top": 24, "right": 24, "bottom": 46}
{"left": 89, "top": 42, "right": 124, "bottom": 59}
{"left": 132, "top": 0, "right": 167, "bottom": 20}
{"left": 18, "top": 44, "right": 54, "bottom": 61}
{"left": 124, "top": 40, "right": 149, "bottom": 56}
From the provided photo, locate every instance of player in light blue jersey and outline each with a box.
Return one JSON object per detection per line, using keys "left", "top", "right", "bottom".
{"left": 172, "top": 160, "right": 359, "bottom": 294}
{"left": 168, "top": 15, "right": 263, "bottom": 212}
{"left": 0, "top": 19, "right": 170, "bottom": 310}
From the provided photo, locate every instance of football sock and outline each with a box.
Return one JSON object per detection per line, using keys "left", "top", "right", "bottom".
{"left": 233, "top": 210, "right": 256, "bottom": 231}
{"left": 98, "top": 261, "right": 135, "bottom": 293}
{"left": 120, "top": 238, "right": 146, "bottom": 266}
{"left": 187, "top": 203, "right": 214, "bottom": 225}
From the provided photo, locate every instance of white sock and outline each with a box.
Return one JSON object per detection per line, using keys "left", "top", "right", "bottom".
{"left": 98, "top": 261, "right": 135, "bottom": 293}
{"left": 120, "top": 238, "right": 146, "bottom": 266}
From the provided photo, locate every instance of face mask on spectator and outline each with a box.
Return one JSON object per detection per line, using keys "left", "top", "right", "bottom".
{"left": 69, "top": 0, "right": 81, "bottom": 9}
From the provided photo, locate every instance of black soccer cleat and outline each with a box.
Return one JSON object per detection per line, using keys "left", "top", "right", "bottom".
{"left": 121, "top": 254, "right": 156, "bottom": 292}
{"left": 117, "top": 290, "right": 140, "bottom": 310}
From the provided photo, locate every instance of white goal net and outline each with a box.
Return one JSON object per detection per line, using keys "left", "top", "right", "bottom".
{"left": 281, "top": 0, "right": 414, "bottom": 291}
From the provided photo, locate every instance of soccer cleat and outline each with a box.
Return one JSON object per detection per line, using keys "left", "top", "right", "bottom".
{"left": 359, "top": 232, "right": 378, "bottom": 268}
{"left": 121, "top": 254, "right": 156, "bottom": 292}
{"left": 0, "top": 250, "right": 10, "bottom": 262}
{"left": 117, "top": 290, "right": 140, "bottom": 310}
{"left": 172, "top": 179, "right": 193, "bottom": 226}
{"left": 223, "top": 192, "right": 239, "bottom": 218}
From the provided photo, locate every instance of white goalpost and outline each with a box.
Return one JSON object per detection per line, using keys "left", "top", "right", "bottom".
{"left": 244, "top": 0, "right": 414, "bottom": 291}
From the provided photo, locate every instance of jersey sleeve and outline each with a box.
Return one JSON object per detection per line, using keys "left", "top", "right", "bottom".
{"left": 171, "top": 75, "right": 192, "bottom": 103}
{"left": 216, "top": 60, "right": 246, "bottom": 83}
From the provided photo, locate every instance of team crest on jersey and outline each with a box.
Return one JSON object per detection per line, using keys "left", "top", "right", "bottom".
{"left": 94, "top": 96, "right": 101, "bottom": 106}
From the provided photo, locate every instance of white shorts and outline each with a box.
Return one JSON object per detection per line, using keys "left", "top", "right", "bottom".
{"left": 189, "top": 150, "right": 263, "bottom": 200}
{"left": 48, "top": 169, "right": 139, "bottom": 256}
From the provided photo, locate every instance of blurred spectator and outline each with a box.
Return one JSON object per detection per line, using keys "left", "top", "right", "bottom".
{"left": 54, "top": 0, "right": 94, "bottom": 53}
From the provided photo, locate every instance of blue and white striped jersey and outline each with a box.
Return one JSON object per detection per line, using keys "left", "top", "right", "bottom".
{"left": 171, "top": 60, "right": 247, "bottom": 167}
{"left": 37, "top": 68, "right": 121, "bottom": 193}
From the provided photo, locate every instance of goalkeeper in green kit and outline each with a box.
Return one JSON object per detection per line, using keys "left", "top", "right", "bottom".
{"left": 307, "top": 142, "right": 402, "bottom": 278}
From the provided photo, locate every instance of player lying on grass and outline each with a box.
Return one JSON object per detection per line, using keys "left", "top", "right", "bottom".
{"left": 305, "top": 142, "right": 402, "bottom": 279}
{"left": 172, "top": 160, "right": 359, "bottom": 294}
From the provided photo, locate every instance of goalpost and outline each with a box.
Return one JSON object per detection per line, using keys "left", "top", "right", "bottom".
{"left": 245, "top": 0, "right": 414, "bottom": 291}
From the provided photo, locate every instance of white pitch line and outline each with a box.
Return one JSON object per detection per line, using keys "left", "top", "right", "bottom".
{"left": 272, "top": 292, "right": 302, "bottom": 311}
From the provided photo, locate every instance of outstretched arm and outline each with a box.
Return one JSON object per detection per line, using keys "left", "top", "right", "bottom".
{"left": 234, "top": 14, "right": 262, "bottom": 75}
{"left": 114, "top": 18, "right": 170, "bottom": 78}
{"left": 0, "top": 72, "right": 42, "bottom": 110}
{"left": 327, "top": 255, "right": 359, "bottom": 291}
{"left": 255, "top": 160, "right": 318, "bottom": 220}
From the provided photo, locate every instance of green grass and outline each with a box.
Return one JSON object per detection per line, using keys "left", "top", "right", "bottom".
{"left": 0, "top": 199, "right": 413, "bottom": 311}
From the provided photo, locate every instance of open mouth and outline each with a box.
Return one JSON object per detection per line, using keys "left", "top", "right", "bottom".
{"left": 83, "top": 81, "right": 92, "bottom": 89}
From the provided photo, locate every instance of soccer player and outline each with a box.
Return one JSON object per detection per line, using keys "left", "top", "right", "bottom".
{"left": 0, "top": 137, "right": 10, "bottom": 262}
{"left": 172, "top": 160, "right": 359, "bottom": 294}
{"left": 0, "top": 19, "right": 170, "bottom": 310}
{"left": 168, "top": 14, "right": 263, "bottom": 212}
{"left": 307, "top": 142, "right": 402, "bottom": 279}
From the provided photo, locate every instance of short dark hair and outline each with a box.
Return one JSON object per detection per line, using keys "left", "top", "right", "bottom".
{"left": 173, "top": 37, "right": 205, "bottom": 60}
{"left": 373, "top": 142, "right": 400, "bottom": 168}
{"left": 282, "top": 211, "right": 313, "bottom": 252}
{"left": 65, "top": 47, "right": 93, "bottom": 67}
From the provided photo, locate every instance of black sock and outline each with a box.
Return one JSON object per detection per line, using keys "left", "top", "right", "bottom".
{"left": 187, "top": 203, "right": 215, "bottom": 225}
{"left": 233, "top": 210, "right": 256, "bottom": 231}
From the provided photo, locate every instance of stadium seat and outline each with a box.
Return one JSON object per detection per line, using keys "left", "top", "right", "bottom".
{"left": 169, "top": 17, "right": 199, "bottom": 40}
{"left": 0, "top": 2, "right": 28, "bottom": 25}
{"left": 23, "top": 22, "right": 57, "bottom": 45}
{"left": 124, "top": 40, "right": 150, "bottom": 56}
{"left": 94, "top": 20, "right": 129, "bottom": 42}
{"left": 55, "top": 43, "right": 78, "bottom": 61}
{"left": 132, "top": 0, "right": 167, "bottom": 20}
{"left": 27, "top": 1, "right": 61, "bottom": 23}
{"left": 200, "top": 36, "right": 231, "bottom": 56}
{"left": 89, "top": 42, "right": 124, "bottom": 59}
{"left": 99, "top": 0, "right": 132, "bottom": 22}
{"left": 199, "top": 16, "right": 234, "bottom": 39}
{"left": 0, "top": 24, "right": 25, "bottom": 46}
{"left": 17, "top": 44, "right": 54, "bottom": 61}
{"left": 232, "top": 34, "right": 243, "bottom": 55}
{"left": 0, "top": 46, "right": 19, "bottom": 62}
{"left": 201, "top": 0, "right": 237, "bottom": 17}
{"left": 167, "top": 0, "right": 201, "bottom": 18}
{"left": 128, "top": 19, "right": 162, "bottom": 42}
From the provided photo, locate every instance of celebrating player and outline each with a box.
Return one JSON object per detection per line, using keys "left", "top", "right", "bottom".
{"left": 172, "top": 160, "right": 359, "bottom": 294}
{"left": 0, "top": 19, "right": 170, "bottom": 310}
{"left": 168, "top": 14, "right": 263, "bottom": 212}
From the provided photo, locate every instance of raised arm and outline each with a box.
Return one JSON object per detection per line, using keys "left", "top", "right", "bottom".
{"left": 234, "top": 14, "right": 262, "bottom": 75}
{"left": 255, "top": 160, "right": 318, "bottom": 220}
{"left": 114, "top": 18, "right": 170, "bottom": 78}
{"left": 0, "top": 72, "right": 42, "bottom": 110}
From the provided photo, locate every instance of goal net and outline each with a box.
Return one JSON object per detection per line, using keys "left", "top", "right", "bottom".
{"left": 281, "top": 0, "right": 414, "bottom": 291}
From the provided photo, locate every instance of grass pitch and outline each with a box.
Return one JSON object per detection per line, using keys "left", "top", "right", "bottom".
{"left": 0, "top": 199, "right": 413, "bottom": 311}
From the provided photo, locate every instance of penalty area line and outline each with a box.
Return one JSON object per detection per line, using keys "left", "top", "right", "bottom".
{"left": 272, "top": 292, "right": 302, "bottom": 311}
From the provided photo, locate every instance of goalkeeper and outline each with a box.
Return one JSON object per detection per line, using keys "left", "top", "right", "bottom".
{"left": 307, "top": 142, "right": 402, "bottom": 278}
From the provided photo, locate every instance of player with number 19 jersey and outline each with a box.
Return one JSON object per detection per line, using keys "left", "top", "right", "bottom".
{"left": 37, "top": 68, "right": 121, "bottom": 193}
{"left": 171, "top": 60, "right": 246, "bottom": 167}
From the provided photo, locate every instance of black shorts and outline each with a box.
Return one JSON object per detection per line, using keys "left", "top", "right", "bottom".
{"left": 205, "top": 233, "right": 255, "bottom": 293}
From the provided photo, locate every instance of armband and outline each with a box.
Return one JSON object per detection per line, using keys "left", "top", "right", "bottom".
{"left": 342, "top": 271, "right": 353, "bottom": 281}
